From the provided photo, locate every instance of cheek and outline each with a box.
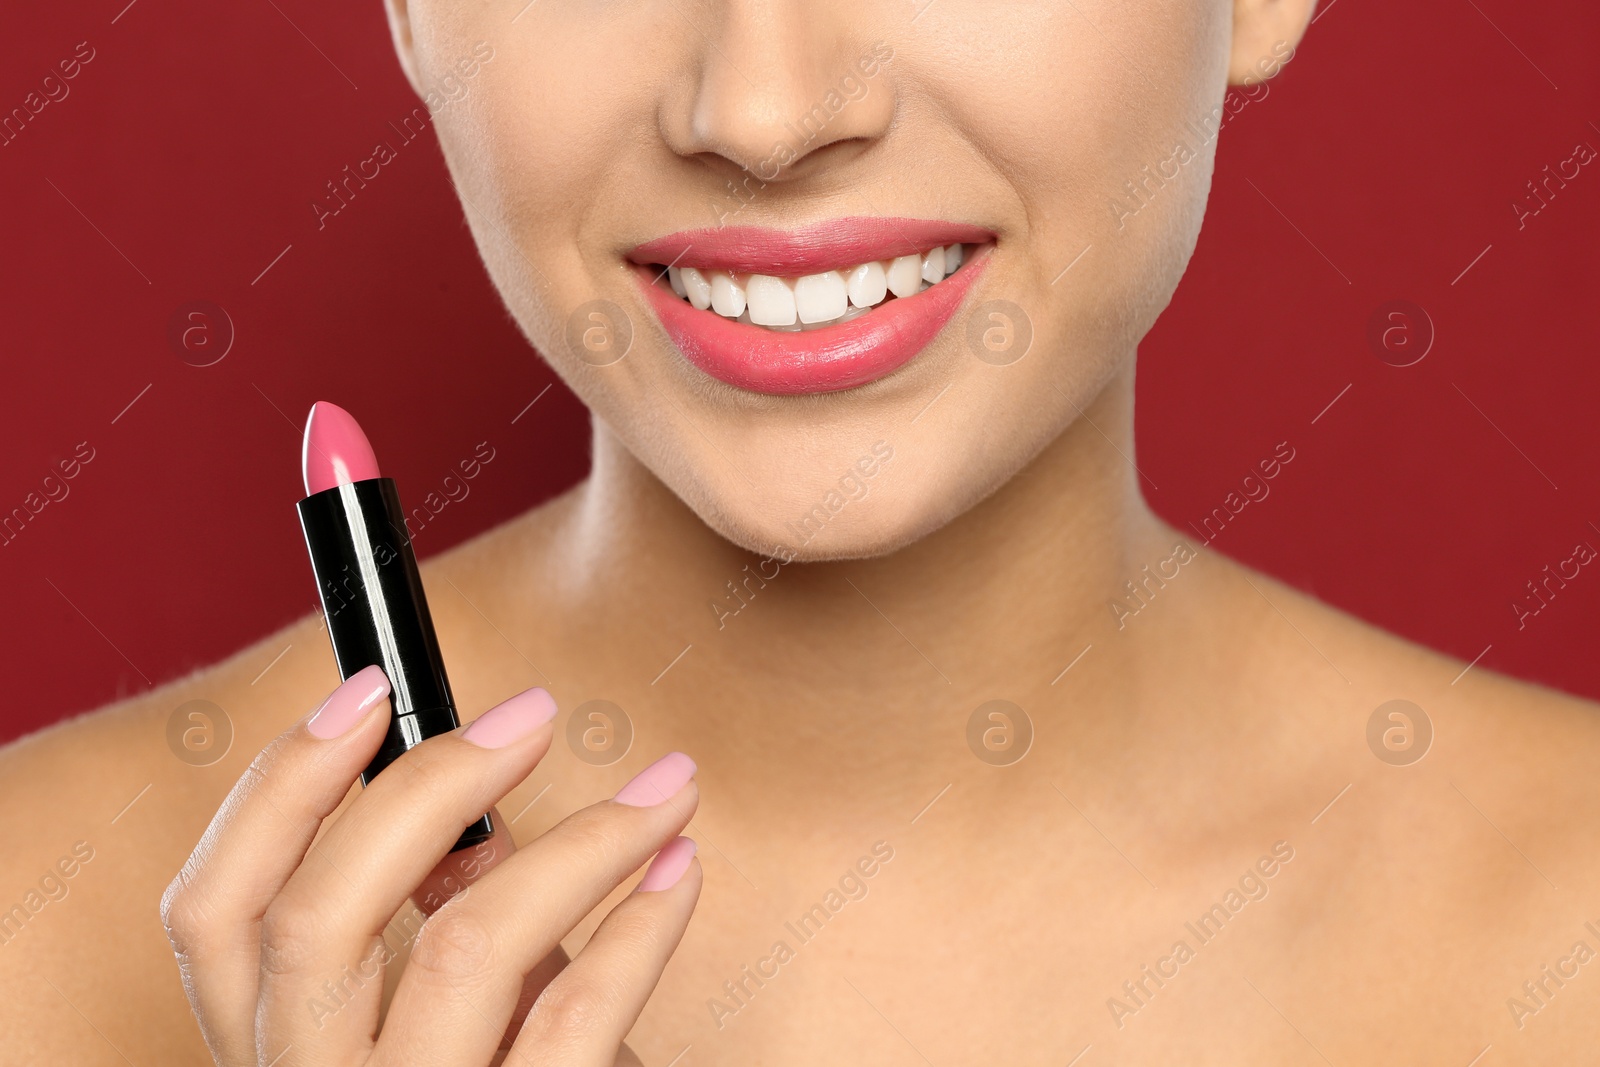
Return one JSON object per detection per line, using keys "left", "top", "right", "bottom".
{"left": 1013, "top": 7, "right": 1226, "bottom": 373}
{"left": 942, "top": 3, "right": 1230, "bottom": 268}
{"left": 424, "top": 14, "right": 659, "bottom": 342}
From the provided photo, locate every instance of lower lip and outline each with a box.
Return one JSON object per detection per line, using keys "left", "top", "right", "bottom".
{"left": 636, "top": 250, "right": 990, "bottom": 395}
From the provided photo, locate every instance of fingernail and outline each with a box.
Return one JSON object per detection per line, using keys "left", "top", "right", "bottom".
{"left": 462, "top": 688, "right": 558, "bottom": 749}
{"left": 613, "top": 752, "right": 697, "bottom": 807}
{"left": 637, "top": 837, "right": 697, "bottom": 892}
{"left": 307, "top": 665, "right": 391, "bottom": 739}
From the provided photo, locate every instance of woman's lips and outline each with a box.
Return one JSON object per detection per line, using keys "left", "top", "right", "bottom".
{"left": 637, "top": 252, "right": 987, "bottom": 395}
{"left": 628, "top": 217, "right": 995, "bottom": 276}
{"left": 628, "top": 218, "right": 995, "bottom": 396}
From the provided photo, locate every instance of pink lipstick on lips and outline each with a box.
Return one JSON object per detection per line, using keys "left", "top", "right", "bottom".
{"left": 298, "top": 402, "right": 493, "bottom": 852}
{"left": 629, "top": 217, "right": 993, "bottom": 395}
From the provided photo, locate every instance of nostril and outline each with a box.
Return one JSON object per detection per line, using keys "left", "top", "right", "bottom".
{"left": 662, "top": 30, "right": 897, "bottom": 182}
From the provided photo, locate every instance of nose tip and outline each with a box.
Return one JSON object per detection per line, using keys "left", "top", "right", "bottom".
{"left": 661, "top": 16, "right": 897, "bottom": 183}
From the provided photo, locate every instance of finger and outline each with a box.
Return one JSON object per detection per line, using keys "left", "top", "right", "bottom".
{"left": 395, "top": 814, "right": 576, "bottom": 1044}
{"left": 254, "top": 686, "right": 559, "bottom": 1063}
{"left": 412, "top": 828, "right": 514, "bottom": 917}
{"left": 512, "top": 838, "right": 702, "bottom": 1067}
{"left": 158, "top": 665, "right": 394, "bottom": 1065}
{"left": 372, "top": 753, "right": 699, "bottom": 1067}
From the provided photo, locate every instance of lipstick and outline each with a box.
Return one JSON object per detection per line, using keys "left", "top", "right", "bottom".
{"left": 297, "top": 401, "right": 493, "bottom": 852}
{"left": 636, "top": 253, "right": 987, "bottom": 394}
{"left": 627, "top": 218, "right": 994, "bottom": 276}
{"left": 628, "top": 218, "right": 994, "bottom": 395}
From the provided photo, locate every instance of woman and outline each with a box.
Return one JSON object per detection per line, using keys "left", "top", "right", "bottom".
{"left": 4, "top": 0, "right": 1596, "bottom": 1063}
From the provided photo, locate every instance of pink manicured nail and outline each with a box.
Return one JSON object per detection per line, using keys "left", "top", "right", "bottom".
{"left": 462, "top": 688, "right": 558, "bottom": 749}
{"left": 637, "top": 837, "right": 697, "bottom": 892}
{"left": 614, "top": 752, "right": 697, "bottom": 806}
{"left": 307, "top": 665, "right": 391, "bottom": 739}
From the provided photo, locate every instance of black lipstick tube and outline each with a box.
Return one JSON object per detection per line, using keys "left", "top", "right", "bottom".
{"left": 298, "top": 477, "right": 493, "bottom": 852}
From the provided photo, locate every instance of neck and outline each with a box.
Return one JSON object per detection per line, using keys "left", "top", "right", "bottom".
{"left": 548, "top": 364, "right": 1182, "bottom": 797}
{"left": 531, "top": 361, "right": 1216, "bottom": 825}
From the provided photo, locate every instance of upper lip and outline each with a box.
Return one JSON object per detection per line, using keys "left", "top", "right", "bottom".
{"left": 627, "top": 216, "right": 996, "bottom": 277}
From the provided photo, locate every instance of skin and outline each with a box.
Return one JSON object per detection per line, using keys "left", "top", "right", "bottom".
{"left": 2, "top": 0, "right": 1598, "bottom": 1063}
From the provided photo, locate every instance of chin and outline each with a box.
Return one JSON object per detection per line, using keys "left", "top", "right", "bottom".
{"left": 681, "top": 435, "right": 1012, "bottom": 564}
{"left": 707, "top": 500, "right": 944, "bottom": 564}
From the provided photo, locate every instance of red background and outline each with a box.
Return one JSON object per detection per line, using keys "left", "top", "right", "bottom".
{"left": 2, "top": 1, "right": 1596, "bottom": 743}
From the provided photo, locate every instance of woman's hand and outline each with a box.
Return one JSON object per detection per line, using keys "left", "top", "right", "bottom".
{"left": 160, "top": 665, "right": 701, "bottom": 1066}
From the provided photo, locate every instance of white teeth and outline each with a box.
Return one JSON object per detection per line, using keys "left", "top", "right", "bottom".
{"left": 746, "top": 274, "right": 798, "bottom": 326}
{"left": 710, "top": 271, "right": 746, "bottom": 317}
{"left": 794, "top": 271, "right": 848, "bottom": 324}
{"left": 838, "top": 304, "right": 874, "bottom": 324}
{"left": 664, "top": 244, "right": 973, "bottom": 328}
{"left": 847, "top": 261, "right": 888, "bottom": 309}
{"left": 680, "top": 266, "right": 712, "bottom": 310}
{"left": 887, "top": 254, "right": 923, "bottom": 298}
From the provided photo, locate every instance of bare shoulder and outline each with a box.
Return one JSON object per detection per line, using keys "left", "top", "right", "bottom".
{"left": 1225, "top": 559, "right": 1600, "bottom": 895}
{"left": 0, "top": 609, "right": 334, "bottom": 1063}
{"left": 1195, "top": 559, "right": 1600, "bottom": 1050}
{"left": 1242, "top": 561, "right": 1600, "bottom": 763}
